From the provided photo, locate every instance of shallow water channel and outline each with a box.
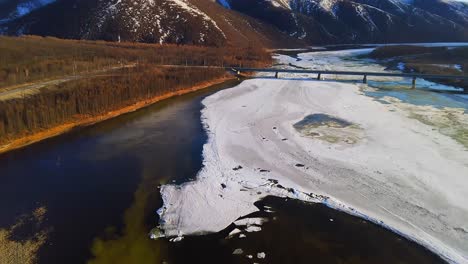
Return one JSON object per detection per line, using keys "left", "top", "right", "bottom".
{"left": 0, "top": 78, "right": 446, "bottom": 263}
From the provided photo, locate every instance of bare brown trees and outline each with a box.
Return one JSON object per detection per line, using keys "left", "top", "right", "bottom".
{"left": 0, "top": 36, "right": 271, "bottom": 89}
{"left": 0, "top": 66, "right": 228, "bottom": 141}
{"left": 0, "top": 36, "right": 272, "bottom": 144}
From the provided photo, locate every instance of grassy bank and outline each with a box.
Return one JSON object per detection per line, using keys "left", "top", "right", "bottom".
{"left": 0, "top": 36, "right": 272, "bottom": 153}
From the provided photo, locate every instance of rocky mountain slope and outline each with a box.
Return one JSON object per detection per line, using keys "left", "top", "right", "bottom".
{"left": 221, "top": 0, "right": 468, "bottom": 43}
{"left": 1, "top": 0, "right": 467, "bottom": 45}
{"left": 0, "top": 0, "right": 300, "bottom": 47}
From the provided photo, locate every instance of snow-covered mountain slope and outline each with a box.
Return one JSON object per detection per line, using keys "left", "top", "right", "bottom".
{"left": 1, "top": 0, "right": 467, "bottom": 45}
{"left": 0, "top": 0, "right": 301, "bottom": 47}
{"left": 221, "top": 0, "right": 468, "bottom": 44}
{"left": 83, "top": 0, "right": 227, "bottom": 45}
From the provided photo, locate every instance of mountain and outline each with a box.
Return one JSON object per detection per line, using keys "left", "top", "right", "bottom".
{"left": 0, "top": 0, "right": 301, "bottom": 47}
{"left": 1, "top": 0, "right": 467, "bottom": 46}
{"left": 220, "top": 0, "right": 468, "bottom": 44}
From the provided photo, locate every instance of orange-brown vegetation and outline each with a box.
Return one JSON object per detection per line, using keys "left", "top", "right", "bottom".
{"left": 0, "top": 74, "right": 231, "bottom": 154}
{"left": 0, "top": 36, "right": 272, "bottom": 152}
{"left": 0, "top": 35, "right": 270, "bottom": 88}
{"left": 0, "top": 206, "right": 48, "bottom": 264}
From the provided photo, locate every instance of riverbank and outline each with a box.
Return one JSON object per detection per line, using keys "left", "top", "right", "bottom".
{"left": 367, "top": 45, "right": 468, "bottom": 91}
{"left": 0, "top": 76, "right": 234, "bottom": 155}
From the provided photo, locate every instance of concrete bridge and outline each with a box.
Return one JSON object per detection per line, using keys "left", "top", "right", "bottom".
{"left": 229, "top": 67, "right": 468, "bottom": 92}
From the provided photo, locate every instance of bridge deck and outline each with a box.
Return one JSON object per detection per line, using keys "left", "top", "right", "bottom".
{"left": 229, "top": 67, "right": 468, "bottom": 80}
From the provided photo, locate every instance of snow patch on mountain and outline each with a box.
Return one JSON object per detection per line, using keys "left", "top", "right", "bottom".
{"left": 81, "top": 0, "right": 226, "bottom": 44}
{"left": 217, "top": 0, "right": 231, "bottom": 9}
{"left": 16, "top": 0, "right": 56, "bottom": 16}
{"left": 0, "top": 0, "right": 56, "bottom": 23}
{"left": 170, "top": 0, "right": 226, "bottom": 38}
{"left": 220, "top": 0, "right": 468, "bottom": 44}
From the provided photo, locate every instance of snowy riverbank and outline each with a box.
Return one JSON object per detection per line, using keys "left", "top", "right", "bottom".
{"left": 158, "top": 49, "right": 468, "bottom": 263}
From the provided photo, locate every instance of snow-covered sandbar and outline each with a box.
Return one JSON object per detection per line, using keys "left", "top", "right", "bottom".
{"left": 158, "top": 62, "right": 468, "bottom": 263}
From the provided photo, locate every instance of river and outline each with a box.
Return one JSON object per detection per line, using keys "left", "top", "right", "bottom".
{"left": 0, "top": 81, "right": 239, "bottom": 263}
{"left": 0, "top": 52, "right": 453, "bottom": 263}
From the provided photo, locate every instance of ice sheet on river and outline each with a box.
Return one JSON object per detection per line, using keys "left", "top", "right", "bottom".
{"left": 159, "top": 79, "right": 468, "bottom": 262}
{"left": 159, "top": 50, "right": 468, "bottom": 263}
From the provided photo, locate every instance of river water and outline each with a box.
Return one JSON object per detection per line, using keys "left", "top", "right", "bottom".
{"left": 0, "top": 71, "right": 449, "bottom": 262}
{"left": 0, "top": 81, "right": 238, "bottom": 263}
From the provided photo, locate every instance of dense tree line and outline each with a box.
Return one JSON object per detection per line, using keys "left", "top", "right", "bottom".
{"left": 0, "top": 66, "right": 227, "bottom": 142}
{"left": 0, "top": 36, "right": 272, "bottom": 144}
{"left": 0, "top": 36, "right": 271, "bottom": 88}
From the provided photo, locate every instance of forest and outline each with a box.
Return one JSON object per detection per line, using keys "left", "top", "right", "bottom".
{"left": 0, "top": 36, "right": 272, "bottom": 146}
{"left": 0, "top": 35, "right": 270, "bottom": 88}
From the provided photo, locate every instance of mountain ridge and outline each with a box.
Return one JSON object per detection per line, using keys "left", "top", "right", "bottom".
{"left": 222, "top": 0, "right": 468, "bottom": 44}
{"left": 0, "top": 0, "right": 467, "bottom": 46}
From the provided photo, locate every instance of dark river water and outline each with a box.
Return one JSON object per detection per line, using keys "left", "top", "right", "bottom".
{"left": 0, "top": 80, "right": 445, "bottom": 264}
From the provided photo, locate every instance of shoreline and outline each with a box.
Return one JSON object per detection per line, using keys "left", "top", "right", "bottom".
{"left": 0, "top": 76, "right": 234, "bottom": 155}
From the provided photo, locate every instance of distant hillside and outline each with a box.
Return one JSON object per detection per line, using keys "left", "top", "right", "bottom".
{"left": 1, "top": 0, "right": 467, "bottom": 46}
{"left": 220, "top": 0, "right": 468, "bottom": 44}
{"left": 0, "top": 0, "right": 302, "bottom": 47}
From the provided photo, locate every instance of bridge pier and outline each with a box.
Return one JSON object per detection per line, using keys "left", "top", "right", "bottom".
{"left": 412, "top": 77, "right": 417, "bottom": 89}
{"left": 363, "top": 75, "right": 367, "bottom": 84}
{"left": 317, "top": 73, "right": 321, "bottom": 80}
